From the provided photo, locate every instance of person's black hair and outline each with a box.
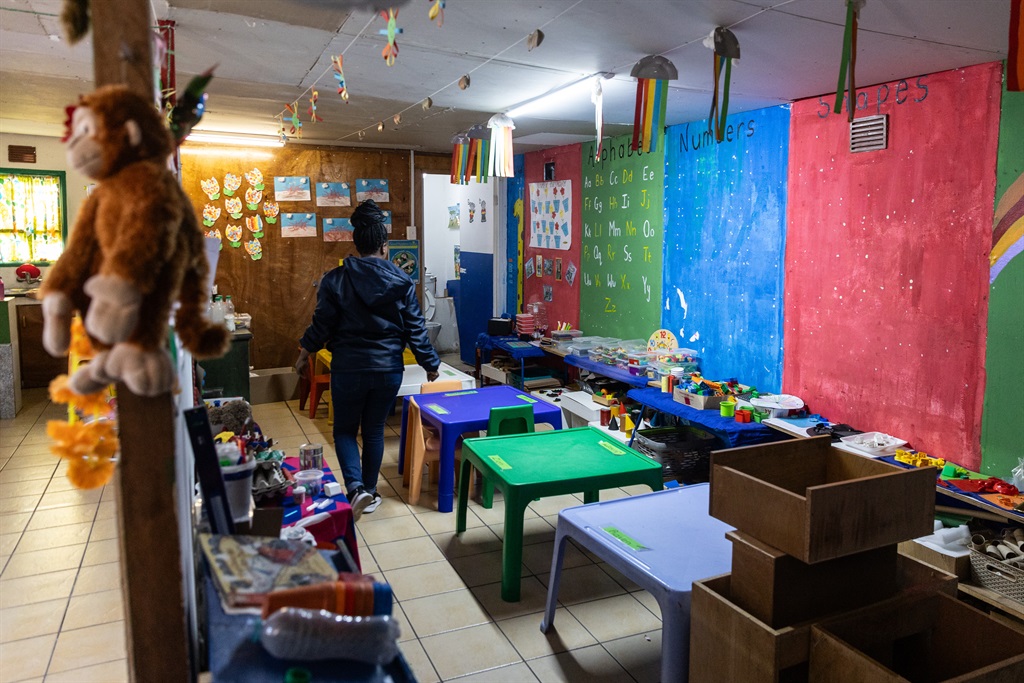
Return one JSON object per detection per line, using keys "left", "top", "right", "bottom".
{"left": 351, "top": 199, "right": 389, "bottom": 256}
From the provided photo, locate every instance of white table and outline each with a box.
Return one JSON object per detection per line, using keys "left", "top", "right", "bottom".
{"left": 398, "top": 361, "right": 475, "bottom": 396}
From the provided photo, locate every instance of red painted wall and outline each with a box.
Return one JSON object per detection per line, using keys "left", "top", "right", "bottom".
{"left": 523, "top": 143, "right": 582, "bottom": 329}
{"left": 784, "top": 63, "right": 1001, "bottom": 469}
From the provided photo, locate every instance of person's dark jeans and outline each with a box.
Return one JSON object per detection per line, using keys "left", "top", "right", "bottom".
{"left": 330, "top": 370, "right": 403, "bottom": 495}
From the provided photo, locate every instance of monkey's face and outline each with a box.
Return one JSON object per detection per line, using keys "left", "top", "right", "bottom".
{"left": 66, "top": 107, "right": 106, "bottom": 179}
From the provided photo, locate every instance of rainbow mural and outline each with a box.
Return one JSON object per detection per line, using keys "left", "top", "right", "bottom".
{"left": 991, "top": 173, "right": 1023, "bottom": 283}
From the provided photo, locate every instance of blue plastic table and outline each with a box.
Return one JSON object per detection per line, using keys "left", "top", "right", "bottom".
{"left": 626, "top": 387, "right": 789, "bottom": 448}
{"left": 540, "top": 484, "right": 733, "bottom": 683}
{"left": 405, "top": 385, "right": 563, "bottom": 512}
{"left": 564, "top": 354, "right": 653, "bottom": 389}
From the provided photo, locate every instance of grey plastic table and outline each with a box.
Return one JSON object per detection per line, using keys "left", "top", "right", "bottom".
{"left": 540, "top": 484, "right": 733, "bottom": 683}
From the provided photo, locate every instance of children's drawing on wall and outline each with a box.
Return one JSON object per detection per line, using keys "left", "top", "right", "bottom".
{"left": 448, "top": 204, "right": 460, "bottom": 229}
{"left": 356, "top": 179, "right": 390, "bottom": 203}
{"left": 543, "top": 285, "right": 553, "bottom": 302}
{"left": 244, "top": 168, "right": 265, "bottom": 190}
{"left": 274, "top": 176, "right": 311, "bottom": 201}
{"left": 454, "top": 245, "right": 461, "bottom": 279}
{"left": 281, "top": 213, "right": 318, "bottom": 238}
{"left": 565, "top": 261, "right": 577, "bottom": 287}
{"left": 528, "top": 179, "right": 572, "bottom": 250}
{"left": 555, "top": 258, "right": 563, "bottom": 281}
{"left": 244, "top": 237, "right": 263, "bottom": 261}
{"left": 225, "top": 196, "right": 243, "bottom": 219}
{"left": 480, "top": 199, "right": 487, "bottom": 223}
{"left": 223, "top": 172, "right": 242, "bottom": 197}
{"left": 524, "top": 257, "right": 535, "bottom": 279}
{"left": 382, "top": 210, "right": 393, "bottom": 233}
{"left": 226, "top": 223, "right": 243, "bottom": 248}
{"left": 201, "top": 177, "right": 220, "bottom": 200}
{"left": 316, "top": 181, "right": 351, "bottom": 207}
{"left": 245, "top": 187, "right": 262, "bottom": 211}
{"left": 323, "top": 217, "right": 353, "bottom": 242}
{"left": 543, "top": 258, "right": 553, "bottom": 276}
{"left": 263, "top": 200, "right": 279, "bottom": 224}
{"left": 535, "top": 254, "right": 543, "bottom": 274}
{"left": 245, "top": 214, "right": 264, "bottom": 238}
{"left": 468, "top": 201, "right": 476, "bottom": 223}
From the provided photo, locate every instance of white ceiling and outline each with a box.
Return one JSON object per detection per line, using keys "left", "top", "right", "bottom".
{"left": 0, "top": 0, "right": 1012, "bottom": 154}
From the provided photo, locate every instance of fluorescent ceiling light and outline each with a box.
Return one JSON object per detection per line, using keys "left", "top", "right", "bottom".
{"left": 504, "top": 73, "right": 612, "bottom": 120}
{"left": 185, "top": 132, "right": 284, "bottom": 148}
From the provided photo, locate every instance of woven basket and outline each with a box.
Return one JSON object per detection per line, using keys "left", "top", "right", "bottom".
{"left": 969, "top": 547, "right": 1024, "bottom": 605}
{"left": 632, "top": 426, "right": 721, "bottom": 484}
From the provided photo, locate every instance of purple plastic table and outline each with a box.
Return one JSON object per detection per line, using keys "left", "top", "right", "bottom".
{"left": 403, "top": 385, "right": 562, "bottom": 512}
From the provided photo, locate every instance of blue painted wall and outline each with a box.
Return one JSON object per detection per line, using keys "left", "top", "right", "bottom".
{"left": 506, "top": 155, "right": 525, "bottom": 316}
{"left": 662, "top": 105, "right": 790, "bottom": 392}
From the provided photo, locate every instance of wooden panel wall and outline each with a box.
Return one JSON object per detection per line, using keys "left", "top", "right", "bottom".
{"left": 182, "top": 146, "right": 445, "bottom": 370}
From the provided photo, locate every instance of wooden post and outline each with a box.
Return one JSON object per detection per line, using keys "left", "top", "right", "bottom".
{"left": 90, "top": 1, "right": 191, "bottom": 680}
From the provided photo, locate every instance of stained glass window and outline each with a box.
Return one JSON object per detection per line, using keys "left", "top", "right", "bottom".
{"left": 0, "top": 169, "right": 67, "bottom": 264}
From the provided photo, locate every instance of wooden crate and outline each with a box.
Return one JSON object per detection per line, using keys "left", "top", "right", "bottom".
{"left": 729, "top": 530, "right": 899, "bottom": 628}
{"left": 898, "top": 539, "right": 971, "bottom": 581}
{"left": 689, "top": 557, "right": 957, "bottom": 683}
{"left": 810, "top": 592, "right": 1024, "bottom": 681}
{"left": 709, "top": 436, "right": 936, "bottom": 563}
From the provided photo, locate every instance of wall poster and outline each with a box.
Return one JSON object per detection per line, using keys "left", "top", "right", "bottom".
{"left": 528, "top": 179, "right": 572, "bottom": 250}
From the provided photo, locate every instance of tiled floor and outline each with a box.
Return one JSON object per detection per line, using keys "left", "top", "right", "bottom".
{"left": 1, "top": 364, "right": 665, "bottom": 682}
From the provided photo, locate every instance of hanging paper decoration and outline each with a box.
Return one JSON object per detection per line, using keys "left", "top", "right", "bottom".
{"left": 223, "top": 172, "right": 242, "bottom": 196}
{"left": 244, "top": 168, "right": 265, "bottom": 190}
{"left": 487, "top": 113, "right": 515, "bottom": 178}
{"left": 245, "top": 187, "right": 263, "bottom": 211}
{"left": 244, "top": 237, "right": 263, "bottom": 261}
{"left": 834, "top": 0, "right": 866, "bottom": 121}
{"left": 285, "top": 101, "right": 303, "bottom": 137}
{"left": 458, "top": 74, "right": 471, "bottom": 90}
{"left": 168, "top": 66, "right": 215, "bottom": 145}
{"left": 393, "top": 113, "right": 402, "bottom": 125}
{"left": 331, "top": 56, "right": 350, "bottom": 101}
{"left": 591, "top": 79, "right": 604, "bottom": 161}
{"left": 422, "top": 97, "right": 432, "bottom": 110}
{"left": 526, "top": 29, "right": 544, "bottom": 51}
{"left": 202, "top": 204, "right": 221, "bottom": 227}
{"left": 225, "top": 223, "right": 243, "bottom": 247}
{"left": 245, "top": 214, "right": 264, "bottom": 238}
{"left": 205, "top": 228, "right": 223, "bottom": 250}
{"left": 1009, "top": 0, "right": 1022, "bottom": 91}
{"left": 377, "top": 121, "right": 384, "bottom": 132}
{"left": 201, "top": 177, "right": 220, "bottom": 200}
{"left": 631, "top": 78, "right": 667, "bottom": 153}
{"left": 428, "top": 0, "right": 444, "bottom": 27}
{"left": 379, "top": 8, "right": 402, "bottom": 66}
{"left": 308, "top": 89, "right": 323, "bottom": 123}
{"left": 225, "top": 197, "right": 243, "bottom": 220}
{"left": 705, "top": 27, "right": 740, "bottom": 143}
{"left": 450, "top": 127, "right": 491, "bottom": 185}
{"left": 263, "top": 200, "right": 280, "bottom": 224}
{"left": 277, "top": 117, "right": 287, "bottom": 144}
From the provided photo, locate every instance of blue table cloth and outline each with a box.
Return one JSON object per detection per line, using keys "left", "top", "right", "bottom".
{"left": 564, "top": 354, "right": 652, "bottom": 389}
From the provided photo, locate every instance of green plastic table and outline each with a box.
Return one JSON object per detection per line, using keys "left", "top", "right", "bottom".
{"left": 457, "top": 427, "right": 664, "bottom": 601}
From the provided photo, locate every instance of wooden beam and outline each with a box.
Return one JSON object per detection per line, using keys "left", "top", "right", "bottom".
{"left": 88, "top": 1, "right": 191, "bottom": 680}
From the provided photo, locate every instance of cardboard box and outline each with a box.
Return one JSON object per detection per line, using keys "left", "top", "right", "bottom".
{"left": 480, "top": 362, "right": 509, "bottom": 385}
{"left": 729, "top": 531, "right": 900, "bottom": 628}
{"left": 249, "top": 367, "right": 299, "bottom": 405}
{"left": 809, "top": 592, "right": 1024, "bottom": 681}
{"left": 710, "top": 437, "right": 936, "bottom": 563}
{"left": 898, "top": 539, "right": 971, "bottom": 581}
{"left": 689, "top": 557, "right": 957, "bottom": 683}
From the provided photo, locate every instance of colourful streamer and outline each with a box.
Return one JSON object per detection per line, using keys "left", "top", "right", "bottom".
{"left": 284, "top": 101, "right": 302, "bottom": 137}
{"left": 379, "top": 8, "right": 402, "bottom": 66}
{"left": 834, "top": 0, "right": 864, "bottom": 121}
{"left": 331, "top": 55, "right": 350, "bottom": 101}
{"left": 631, "top": 78, "right": 666, "bottom": 153}
{"left": 308, "top": 89, "right": 323, "bottom": 123}
{"left": 428, "top": 0, "right": 445, "bottom": 28}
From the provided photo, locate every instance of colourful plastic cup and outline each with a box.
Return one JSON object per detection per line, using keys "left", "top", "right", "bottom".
{"left": 720, "top": 400, "right": 736, "bottom": 417}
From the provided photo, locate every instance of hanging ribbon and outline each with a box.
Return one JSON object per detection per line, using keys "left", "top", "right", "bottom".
{"left": 705, "top": 27, "right": 740, "bottom": 143}
{"left": 277, "top": 117, "right": 287, "bottom": 144}
{"left": 428, "top": 0, "right": 445, "bottom": 28}
{"left": 1010, "top": 0, "right": 1023, "bottom": 92}
{"left": 631, "top": 78, "right": 666, "bottom": 153}
{"left": 379, "top": 8, "right": 402, "bottom": 66}
{"left": 284, "top": 102, "right": 302, "bottom": 137}
{"left": 487, "top": 113, "right": 515, "bottom": 178}
{"left": 834, "top": 0, "right": 866, "bottom": 121}
{"left": 331, "top": 55, "right": 350, "bottom": 101}
{"left": 591, "top": 79, "right": 604, "bottom": 161}
{"left": 308, "top": 89, "right": 323, "bottom": 123}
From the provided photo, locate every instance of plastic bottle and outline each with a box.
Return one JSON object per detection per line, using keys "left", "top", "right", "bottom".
{"left": 259, "top": 607, "right": 400, "bottom": 664}
{"left": 210, "top": 295, "right": 224, "bottom": 326}
{"left": 223, "top": 295, "right": 236, "bottom": 332}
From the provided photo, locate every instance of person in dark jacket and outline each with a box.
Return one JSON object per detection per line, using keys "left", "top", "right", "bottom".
{"left": 296, "top": 199, "right": 440, "bottom": 519}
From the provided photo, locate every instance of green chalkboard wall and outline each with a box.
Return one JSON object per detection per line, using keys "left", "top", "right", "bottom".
{"left": 579, "top": 133, "right": 664, "bottom": 339}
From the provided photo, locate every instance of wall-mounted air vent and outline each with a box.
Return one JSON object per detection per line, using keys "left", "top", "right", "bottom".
{"left": 8, "top": 145, "right": 37, "bottom": 163}
{"left": 850, "top": 115, "right": 887, "bottom": 153}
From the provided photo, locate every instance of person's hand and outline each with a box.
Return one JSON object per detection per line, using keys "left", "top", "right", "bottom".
{"left": 426, "top": 370, "right": 439, "bottom": 382}
{"left": 294, "top": 348, "right": 311, "bottom": 377}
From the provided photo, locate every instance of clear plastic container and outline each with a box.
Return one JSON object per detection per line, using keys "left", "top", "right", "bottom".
{"left": 294, "top": 469, "right": 324, "bottom": 497}
{"left": 223, "top": 295, "right": 236, "bottom": 332}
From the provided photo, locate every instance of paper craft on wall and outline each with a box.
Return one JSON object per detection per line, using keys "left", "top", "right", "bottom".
{"left": 201, "top": 177, "right": 220, "bottom": 200}
{"left": 468, "top": 201, "right": 476, "bottom": 223}
{"left": 555, "top": 258, "right": 562, "bottom": 281}
{"left": 565, "top": 261, "right": 577, "bottom": 286}
{"left": 481, "top": 199, "right": 487, "bottom": 223}
{"left": 244, "top": 237, "right": 262, "bottom": 261}
{"left": 244, "top": 168, "right": 265, "bottom": 190}
{"left": 448, "top": 204, "right": 460, "bottom": 229}
{"left": 524, "top": 257, "right": 535, "bottom": 279}
{"left": 389, "top": 240, "right": 419, "bottom": 279}
{"left": 225, "top": 224, "right": 243, "bottom": 248}
{"left": 202, "top": 203, "right": 221, "bottom": 226}
{"left": 225, "top": 196, "right": 243, "bottom": 219}
{"left": 245, "top": 187, "right": 262, "bottom": 211}
{"left": 263, "top": 200, "right": 279, "bottom": 223}
{"left": 316, "top": 182, "right": 351, "bottom": 207}
{"left": 528, "top": 179, "right": 572, "bottom": 250}
{"left": 281, "top": 213, "right": 317, "bottom": 238}
{"left": 245, "top": 215, "right": 264, "bottom": 238}
{"left": 323, "top": 217, "right": 353, "bottom": 242}
{"left": 274, "top": 176, "right": 311, "bottom": 201}
{"left": 356, "top": 179, "right": 390, "bottom": 203}
{"left": 382, "top": 210, "right": 393, "bottom": 232}
{"left": 535, "top": 254, "right": 543, "bottom": 272}
{"left": 204, "top": 228, "right": 222, "bottom": 250}
{"left": 543, "top": 258, "right": 553, "bottom": 276}
{"left": 543, "top": 285, "right": 553, "bottom": 302}
{"left": 222, "top": 173, "right": 241, "bottom": 197}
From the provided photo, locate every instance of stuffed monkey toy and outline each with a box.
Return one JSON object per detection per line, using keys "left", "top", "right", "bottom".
{"left": 40, "top": 84, "right": 229, "bottom": 396}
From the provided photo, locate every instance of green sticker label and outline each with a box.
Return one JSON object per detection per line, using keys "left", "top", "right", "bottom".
{"left": 602, "top": 526, "right": 648, "bottom": 551}
{"left": 488, "top": 455, "right": 512, "bottom": 471}
{"left": 598, "top": 440, "right": 626, "bottom": 455}
{"left": 443, "top": 390, "right": 477, "bottom": 397}
{"left": 442, "top": 369, "right": 456, "bottom": 376}
{"left": 516, "top": 394, "right": 538, "bottom": 403}
{"left": 424, "top": 403, "right": 449, "bottom": 414}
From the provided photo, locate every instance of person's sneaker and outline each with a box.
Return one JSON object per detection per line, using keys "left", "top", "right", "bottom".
{"left": 362, "top": 491, "right": 383, "bottom": 514}
{"left": 349, "top": 487, "right": 373, "bottom": 521}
